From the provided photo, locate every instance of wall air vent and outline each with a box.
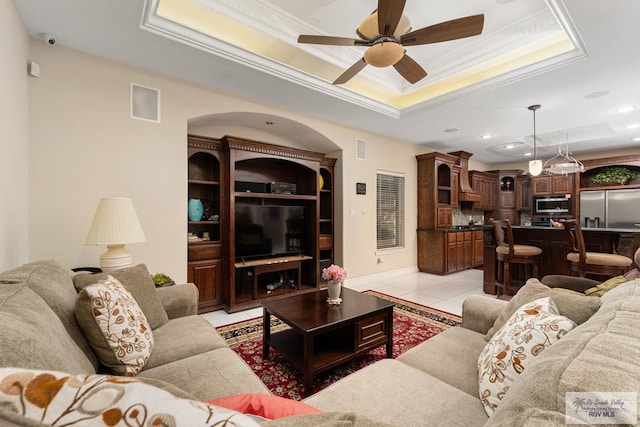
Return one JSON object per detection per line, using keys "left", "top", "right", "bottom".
{"left": 356, "top": 138, "right": 367, "bottom": 160}
{"left": 130, "top": 83, "right": 160, "bottom": 123}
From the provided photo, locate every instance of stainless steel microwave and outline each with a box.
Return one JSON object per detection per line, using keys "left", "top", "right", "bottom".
{"left": 534, "top": 196, "right": 572, "bottom": 214}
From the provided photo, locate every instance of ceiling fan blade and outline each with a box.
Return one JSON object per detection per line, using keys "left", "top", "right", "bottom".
{"left": 401, "top": 14, "right": 484, "bottom": 46}
{"left": 298, "top": 34, "right": 369, "bottom": 46}
{"left": 377, "top": 0, "right": 406, "bottom": 36}
{"left": 333, "top": 58, "right": 367, "bottom": 85}
{"left": 393, "top": 54, "right": 428, "bottom": 84}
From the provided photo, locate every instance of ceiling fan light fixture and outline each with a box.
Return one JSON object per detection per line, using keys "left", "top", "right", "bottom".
{"left": 357, "top": 12, "right": 411, "bottom": 40}
{"left": 364, "top": 42, "right": 404, "bottom": 67}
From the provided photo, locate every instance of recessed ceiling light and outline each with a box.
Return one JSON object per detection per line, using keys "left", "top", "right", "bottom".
{"left": 481, "top": 134, "right": 493, "bottom": 139}
{"left": 625, "top": 124, "right": 640, "bottom": 129}
{"left": 523, "top": 152, "right": 532, "bottom": 157}
{"left": 585, "top": 91, "right": 610, "bottom": 99}
{"left": 444, "top": 128, "right": 458, "bottom": 133}
{"left": 617, "top": 106, "right": 637, "bottom": 113}
{"left": 632, "top": 137, "right": 640, "bottom": 142}
{"left": 504, "top": 144, "right": 515, "bottom": 149}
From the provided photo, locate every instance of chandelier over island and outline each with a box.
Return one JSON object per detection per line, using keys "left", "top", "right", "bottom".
{"left": 526, "top": 104, "right": 584, "bottom": 176}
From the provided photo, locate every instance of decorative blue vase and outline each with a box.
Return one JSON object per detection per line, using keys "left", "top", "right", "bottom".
{"left": 188, "top": 198, "right": 204, "bottom": 221}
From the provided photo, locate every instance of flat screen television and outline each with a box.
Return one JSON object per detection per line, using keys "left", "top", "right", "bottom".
{"left": 235, "top": 204, "right": 307, "bottom": 260}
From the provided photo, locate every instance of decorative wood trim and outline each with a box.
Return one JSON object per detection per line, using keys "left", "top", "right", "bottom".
{"left": 187, "top": 134, "right": 223, "bottom": 151}
{"left": 222, "top": 135, "right": 325, "bottom": 163}
{"left": 321, "top": 157, "right": 337, "bottom": 168}
{"left": 415, "top": 151, "right": 459, "bottom": 164}
{"left": 581, "top": 154, "right": 640, "bottom": 170}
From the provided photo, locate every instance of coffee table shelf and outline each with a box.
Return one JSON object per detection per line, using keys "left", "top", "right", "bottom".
{"left": 268, "top": 328, "right": 356, "bottom": 373}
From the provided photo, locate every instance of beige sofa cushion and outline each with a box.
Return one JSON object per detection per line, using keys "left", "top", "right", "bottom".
{"left": 486, "top": 279, "right": 640, "bottom": 426}
{"left": 75, "top": 276, "right": 154, "bottom": 376}
{"left": 0, "top": 260, "right": 99, "bottom": 369}
{"left": 144, "top": 315, "right": 227, "bottom": 370}
{"left": 305, "top": 359, "right": 488, "bottom": 427}
{"left": 485, "top": 278, "right": 600, "bottom": 340}
{"left": 73, "top": 264, "right": 169, "bottom": 329}
{"left": 138, "top": 348, "right": 271, "bottom": 401}
{"left": 397, "top": 326, "right": 488, "bottom": 397}
{"left": 0, "top": 283, "right": 95, "bottom": 375}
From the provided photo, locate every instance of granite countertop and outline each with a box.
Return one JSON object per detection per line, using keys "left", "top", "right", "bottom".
{"left": 419, "top": 225, "right": 640, "bottom": 233}
{"left": 511, "top": 225, "right": 640, "bottom": 233}
{"left": 417, "top": 226, "right": 486, "bottom": 232}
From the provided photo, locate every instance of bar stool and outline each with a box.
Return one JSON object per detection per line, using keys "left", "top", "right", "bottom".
{"left": 561, "top": 219, "right": 632, "bottom": 278}
{"left": 492, "top": 219, "right": 542, "bottom": 296}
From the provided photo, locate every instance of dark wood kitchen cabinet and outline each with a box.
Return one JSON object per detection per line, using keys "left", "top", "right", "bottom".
{"left": 419, "top": 229, "right": 480, "bottom": 275}
{"left": 416, "top": 152, "right": 458, "bottom": 230}
{"left": 470, "top": 171, "right": 498, "bottom": 211}
{"left": 531, "top": 175, "right": 573, "bottom": 196}
{"left": 516, "top": 175, "right": 531, "bottom": 211}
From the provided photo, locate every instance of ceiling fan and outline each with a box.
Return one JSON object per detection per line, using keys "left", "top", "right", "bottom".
{"left": 297, "top": 0, "right": 485, "bottom": 85}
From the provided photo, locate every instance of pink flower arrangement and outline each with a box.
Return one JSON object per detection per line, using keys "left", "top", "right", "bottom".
{"left": 322, "top": 264, "right": 347, "bottom": 283}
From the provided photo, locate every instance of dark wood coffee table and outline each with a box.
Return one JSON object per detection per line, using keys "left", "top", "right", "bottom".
{"left": 262, "top": 287, "right": 394, "bottom": 396}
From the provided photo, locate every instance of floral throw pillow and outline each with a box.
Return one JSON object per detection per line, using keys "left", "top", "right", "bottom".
{"left": 477, "top": 297, "right": 576, "bottom": 417}
{"left": 75, "top": 275, "right": 153, "bottom": 376}
{"left": 0, "top": 368, "right": 260, "bottom": 426}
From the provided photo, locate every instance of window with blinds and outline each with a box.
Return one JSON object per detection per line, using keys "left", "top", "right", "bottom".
{"left": 376, "top": 171, "right": 405, "bottom": 251}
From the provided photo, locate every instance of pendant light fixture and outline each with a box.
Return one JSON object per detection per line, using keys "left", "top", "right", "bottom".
{"left": 528, "top": 104, "right": 543, "bottom": 176}
{"left": 543, "top": 133, "right": 585, "bottom": 175}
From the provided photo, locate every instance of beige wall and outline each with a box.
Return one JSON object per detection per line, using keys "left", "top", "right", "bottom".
{"left": 0, "top": 0, "right": 30, "bottom": 271}
{"left": 27, "top": 41, "right": 425, "bottom": 282}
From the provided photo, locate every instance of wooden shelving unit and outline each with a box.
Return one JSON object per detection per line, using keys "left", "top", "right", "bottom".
{"left": 187, "top": 136, "right": 225, "bottom": 312}
{"left": 187, "top": 134, "right": 336, "bottom": 313}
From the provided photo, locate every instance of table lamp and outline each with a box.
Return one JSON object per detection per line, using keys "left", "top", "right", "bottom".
{"left": 85, "top": 197, "right": 146, "bottom": 272}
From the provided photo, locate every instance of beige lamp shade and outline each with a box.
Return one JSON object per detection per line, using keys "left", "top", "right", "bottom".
{"left": 86, "top": 197, "right": 145, "bottom": 271}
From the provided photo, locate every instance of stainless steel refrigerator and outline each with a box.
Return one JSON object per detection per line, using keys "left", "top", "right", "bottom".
{"left": 580, "top": 188, "right": 640, "bottom": 229}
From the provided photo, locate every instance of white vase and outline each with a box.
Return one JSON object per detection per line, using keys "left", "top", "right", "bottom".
{"left": 327, "top": 280, "right": 342, "bottom": 304}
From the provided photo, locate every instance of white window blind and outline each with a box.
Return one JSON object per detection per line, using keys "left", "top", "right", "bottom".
{"left": 376, "top": 171, "right": 405, "bottom": 250}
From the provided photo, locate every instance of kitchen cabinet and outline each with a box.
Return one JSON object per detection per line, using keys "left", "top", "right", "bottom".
{"left": 469, "top": 171, "right": 498, "bottom": 211}
{"left": 531, "top": 175, "right": 573, "bottom": 195}
{"left": 418, "top": 229, "right": 481, "bottom": 275}
{"left": 437, "top": 206, "right": 453, "bottom": 229}
{"left": 516, "top": 175, "right": 531, "bottom": 211}
{"left": 451, "top": 168, "right": 459, "bottom": 206}
{"left": 488, "top": 169, "right": 520, "bottom": 225}
{"left": 473, "top": 230, "right": 484, "bottom": 266}
{"left": 416, "top": 152, "right": 458, "bottom": 230}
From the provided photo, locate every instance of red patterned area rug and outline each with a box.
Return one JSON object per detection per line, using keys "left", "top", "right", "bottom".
{"left": 216, "top": 291, "right": 461, "bottom": 400}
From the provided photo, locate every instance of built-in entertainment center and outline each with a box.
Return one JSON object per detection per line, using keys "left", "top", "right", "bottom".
{"left": 187, "top": 134, "right": 336, "bottom": 313}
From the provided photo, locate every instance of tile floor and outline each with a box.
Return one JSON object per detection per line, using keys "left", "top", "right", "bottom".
{"left": 201, "top": 268, "right": 488, "bottom": 328}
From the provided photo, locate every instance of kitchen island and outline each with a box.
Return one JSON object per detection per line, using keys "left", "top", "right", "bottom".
{"left": 482, "top": 225, "right": 640, "bottom": 294}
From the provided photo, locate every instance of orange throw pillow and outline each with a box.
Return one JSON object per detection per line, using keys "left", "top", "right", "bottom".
{"left": 207, "top": 393, "right": 321, "bottom": 420}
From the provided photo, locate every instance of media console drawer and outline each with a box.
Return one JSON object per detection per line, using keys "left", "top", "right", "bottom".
{"left": 188, "top": 244, "right": 221, "bottom": 261}
{"left": 355, "top": 313, "right": 389, "bottom": 350}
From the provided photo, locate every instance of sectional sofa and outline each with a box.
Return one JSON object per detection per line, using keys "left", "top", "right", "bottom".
{"left": 1, "top": 259, "right": 640, "bottom": 426}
